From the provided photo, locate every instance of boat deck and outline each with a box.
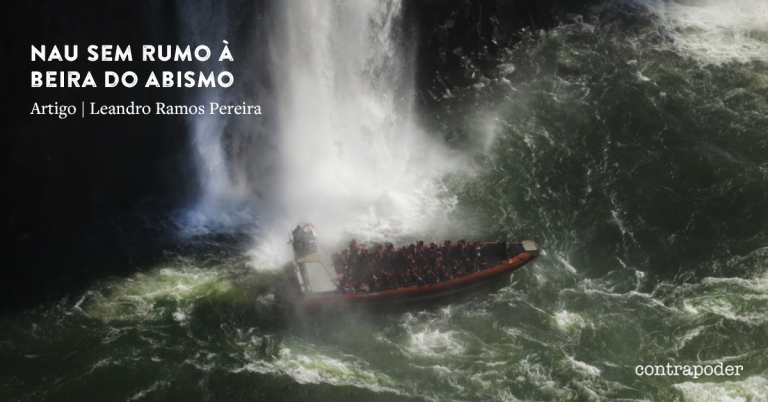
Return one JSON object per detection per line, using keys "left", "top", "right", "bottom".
{"left": 289, "top": 240, "right": 538, "bottom": 303}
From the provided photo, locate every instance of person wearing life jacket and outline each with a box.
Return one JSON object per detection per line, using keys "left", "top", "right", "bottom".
{"left": 301, "top": 223, "right": 316, "bottom": 239}
{"left": 413, "top": 271, "right": 425, "bottom": 285}
{"left": 425, "top": 268, "right": 437, "bottom": 283}
{"left": 396, "top": 268, "right": 408, "bottom": 286}
{"left": 452, "top": 260, "right": 464, "bottom": 276}
{"left": 292, "top": 225, "right": 303, "bottom": 251}
{"left": 439, "top": 264, "right": 451, "bottom": 280}
{"left": 342, "top": 278, "right": 354, "bottom": 293}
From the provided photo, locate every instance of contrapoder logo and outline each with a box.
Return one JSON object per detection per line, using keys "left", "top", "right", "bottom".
{"left": 635, "top": 363, "right": 744, "bottom": 379}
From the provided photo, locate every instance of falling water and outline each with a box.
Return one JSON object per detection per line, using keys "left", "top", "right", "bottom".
{"left": 176, "top": 0, "right": 453, "bottom": 243}
{"left": 271, "top": 1, "right": 404, "bottom": 232}
{"left": 173, "top": 1, "right": 268, "bottom": 234}
{"left": 265, "top": 0, "right": 454, "bottom": 243}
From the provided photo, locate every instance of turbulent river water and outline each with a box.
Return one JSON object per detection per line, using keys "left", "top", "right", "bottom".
{"left": 3, "top": 0, "right": 768, "bottom": 401}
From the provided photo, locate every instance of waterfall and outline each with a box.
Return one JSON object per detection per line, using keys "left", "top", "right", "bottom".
{"left": 176, "top": 0, "right": 453, "bottom": 243}
{"left": 173, "top": 1, "right": 268, "bottom": 233}
{"left": 177, "top": 2, "right": 234, "bottom": 197}
{"left": 267, "top": 0, "right": 431, "bottom": 238}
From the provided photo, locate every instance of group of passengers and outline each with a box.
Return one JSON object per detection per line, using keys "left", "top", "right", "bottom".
{"left": 332, "top": 239, "right": 491, "bottom": 293}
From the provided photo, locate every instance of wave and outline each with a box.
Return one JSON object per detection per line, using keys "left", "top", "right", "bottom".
{"left": 674, "top": 375, "right": 768, "bottom": 402}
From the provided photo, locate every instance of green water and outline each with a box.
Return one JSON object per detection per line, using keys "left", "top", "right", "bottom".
{"left": 3, "top": 1, "right": 768, "bottom": 401}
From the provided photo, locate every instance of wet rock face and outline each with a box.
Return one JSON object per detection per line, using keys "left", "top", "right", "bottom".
{"left": 409, "top": 0, "right": 597, "bottom": 105}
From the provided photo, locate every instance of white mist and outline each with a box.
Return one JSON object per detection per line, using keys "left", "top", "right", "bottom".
{"left": 263, "top": 0, "right": 453, "bottom": 247}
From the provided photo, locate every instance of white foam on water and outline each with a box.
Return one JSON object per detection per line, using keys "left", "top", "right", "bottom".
{"left": 635, "top": 269, "right": 647, "bottom": 291}
{"left": 565, "top": 355, "right": 602, "bottom": 377}
{"left": 554, "top": 310, "right": 587, "bottom": 331}
{"left": 570, "top": 282, "right": 670, "bottom": 309}
{"left": 188, "top": 352, "right": 223, "bottom": 372}
{"left": 127, "top": 380, "right": 169, "bottom": 402}
{"left": 405, "top": 329, "right": 466, "bottom": 358}
{"left": 424, "top": 365, "right": 466, "bottom": 394}
{"left": 556, "top": 254, "right": 579, "bottom": 274}
{"left": 513, "top": 355, "right": 572, "bottom": 400}
{"left": 236, "top": 346, "right": 412, "bottom": 399}
{"left": 87, "top": 357, "right": 117, "bottom": 374}
{"left": 682, "top": 300, "right": 700, "bottom": 315}
{"left": 681, "top": 296, "right": 768, "bottom": 324}
{"left": 101, "top": 326, "right": 129, "bottom": 344}
{"left": 675, "top": 326, "right": 704, "bottom": 350}
{"left": 80, "top": 267, "right": 232, "bottom": 322}
{"left": 245, "top": 231, "right": 296, "bottom": 270}
{"left": 674, "top": 270, "right": 768, "bottom": 324}
{"left": 701, "top": 272, "right": 768, "bottom": 293}
{"left": 695, "top": 352, "right": 754, "bottom": 366}
{"left": 611, "top": 208, "right": 634, "bottom": 238}
{"left": 663, "top": 0, "right": 768, "bottom": 64}
{"left": 469, "top": 370, "right": 502, "bottom": 391}
{"left": 620, "top": 0, "right": 768, "bottom": 64}
{"left": 674, "top": 376, "right": 768, "bottom": 402}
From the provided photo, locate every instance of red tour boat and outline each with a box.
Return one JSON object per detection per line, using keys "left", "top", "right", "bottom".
{"left": 281, "top": 224, "right": 539, "bottom": 306}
